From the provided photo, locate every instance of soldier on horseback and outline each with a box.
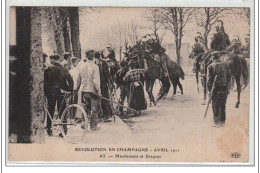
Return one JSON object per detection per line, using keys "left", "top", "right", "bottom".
{"left": 210, "top": 20, "right": 231, "bottom": 51}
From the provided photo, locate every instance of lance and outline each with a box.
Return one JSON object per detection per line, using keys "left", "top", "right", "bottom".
{"left": 204, "top": 75, "right": 218, "bottom": 119}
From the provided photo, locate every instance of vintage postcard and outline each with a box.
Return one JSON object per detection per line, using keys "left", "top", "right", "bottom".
{"left": 6, "top": 0, "right": 255, "bottom": 166}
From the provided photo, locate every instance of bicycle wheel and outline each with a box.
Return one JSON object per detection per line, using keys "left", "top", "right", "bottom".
{"left": 60, "top": 104, "right": 88, "bottom": 143}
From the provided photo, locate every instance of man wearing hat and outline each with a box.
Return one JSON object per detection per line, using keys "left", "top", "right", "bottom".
{"left": 44, "top": 53, "right": 74, "bottom": 136}
{"left": 76, "top": 49, "right": 101, "bottom": 131}
{"left": 105, "top": 44, "right": 120, "bottom": 85}
{"left": 207, "top": 51, "right": 231, "bottom": 127}
{"left": 210, "top": 20, "right": 231, "bottom": 51}
{"left": 105, "top": 44, "right": 116, "bottom": 61}
{"left": 60, "top": 52, "right": 72, "bottom": 71}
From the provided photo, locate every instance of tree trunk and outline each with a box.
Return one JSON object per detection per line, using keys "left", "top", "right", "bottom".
{"left": 69, "top": 7, "right": 81, "bottom": 58}
{"left": 52, "top": 8, "right": 64, "bottom": 56}
{"left": 119, "top": 46, "right": 122, "bottom": 61}
{"left": 63, "top": 18, "right": 71, "bottom": 53}
{"left": 15, "top": 7, "right": 44, "bottom": 143}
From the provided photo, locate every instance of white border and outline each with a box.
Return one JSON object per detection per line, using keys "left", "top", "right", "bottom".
{"left": 2, "top": 0, "right": 258, "bottom": 169}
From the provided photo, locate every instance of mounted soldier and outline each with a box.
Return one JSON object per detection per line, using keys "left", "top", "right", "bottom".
{"left": 227, "top": 35, "right": 243, "bottom": 55}
{"left": 210, "top": 20, "right": 231, "bottom": 51}
{"left": 242, "top": 35, "right": 250, "bottom": 58}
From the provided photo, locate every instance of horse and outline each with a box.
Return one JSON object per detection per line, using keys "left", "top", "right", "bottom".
{"left": 153, "top": 53, "right": 185, "bottom": 102}
{"left": 189, "top": 39, "right": 249, "bottom": 108}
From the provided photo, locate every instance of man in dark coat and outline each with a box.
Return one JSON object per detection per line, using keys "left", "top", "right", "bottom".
{"left": 207, "top": 51, "right": 231, "bottom": 127}
{"left": 115, "top": 59, "right": 129, "bottom": 116}
{"left": 94, "top": 51, "right": 112, "bottom": 122}
{"left": 44, "top": 53, "right": 73, "bottom": 136}
{"left": 210, "top": 20, "right": 231, "bottom": 51}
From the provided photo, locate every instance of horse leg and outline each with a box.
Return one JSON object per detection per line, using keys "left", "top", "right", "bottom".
{"left": 201, "top": 76, "right": 206, "bottom": 105}
{"left": 146, "top": 79, "right": 155, "bottom": 107}
{"left": 145, "top": 79, "right": 153, "bottom": 107}
{"left": 172, "top": 82, "right": 177, "bottom": 100}
{"left": 235, "top": 75, "right": 241, "bottom": 108}
{"left": 150, "top": 80, "right": 157, "bottom": 106}
{"left": 162, "top": 78, "right": 170, "bottom": 100}
{"left": 177, "top": 79, "right": 184, "bottom": 102}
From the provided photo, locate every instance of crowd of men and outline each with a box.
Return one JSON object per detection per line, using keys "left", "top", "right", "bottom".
{"left": 44, "top": 45, "right": 119, "bottom": 136}
{"left": 43, "top": 41, "right": 154, "bottom": 136}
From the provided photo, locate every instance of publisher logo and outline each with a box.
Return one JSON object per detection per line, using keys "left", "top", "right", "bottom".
{"left": 230, "top": 152, "right": 241, "bottom": 159}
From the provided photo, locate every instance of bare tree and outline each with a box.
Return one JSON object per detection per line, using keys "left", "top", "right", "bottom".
{"left": 128, "top": 20, "right": 142, "bottom": 45}
{"left": 109, "top": 21, "right": 142, "bottom": 60}
{"left": 194, "top": 8, "right": 232, "bottom": 46}
{"left": 157, "top": 7, "right": 195, "bottom": 65}
{"left": 144, "top": 8, "right": 165, "bottom": 44}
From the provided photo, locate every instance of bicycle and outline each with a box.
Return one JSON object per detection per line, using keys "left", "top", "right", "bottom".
{"left": 44, "top": 92, "right": 88, "bottom": 143}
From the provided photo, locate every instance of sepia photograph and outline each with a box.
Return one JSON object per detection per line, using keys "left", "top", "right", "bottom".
{"left": 7, "top": 5, "right": 253, "bottom": 164}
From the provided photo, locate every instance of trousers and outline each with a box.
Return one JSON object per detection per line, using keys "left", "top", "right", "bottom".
{"left": 211, "top": 86, "right": 228, "bottom": 125}
{"left": 81, "top": 92, "right": 100, "bottom": 128}
{"left": 46, "top": 94, "right": 66, "bottom": 130}
{"left": 118, "top": 85, "right": 129, "bottom": 114}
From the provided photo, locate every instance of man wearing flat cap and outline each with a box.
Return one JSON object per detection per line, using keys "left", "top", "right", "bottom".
{"left": 60, "top": 52, "right": 72, "bottom": 71}
{"left": 207, "top": 51, "right": 231, "bottom": 127}
{"left": 105, "top": 44, "right": 116, "bottom": 61}
{"left": 76, "top": 49, "right": 101, "bottom": 131}
{"left": 44, "top": 53, "right": 73, "bottom": 136}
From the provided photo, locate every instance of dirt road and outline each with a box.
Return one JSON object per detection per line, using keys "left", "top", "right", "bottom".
{"left": 121, "top": 75, "right": 250, "bottom": 162}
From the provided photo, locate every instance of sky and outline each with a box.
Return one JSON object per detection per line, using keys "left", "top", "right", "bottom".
{"left": 78, "top": 7, "right": 250, "bottom": 54}
{"left": 9, "top": 7, "right": 250, "bottom": 56}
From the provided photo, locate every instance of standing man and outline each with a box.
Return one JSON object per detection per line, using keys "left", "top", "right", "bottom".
{"left": 69, "top": 57, "right": 81, "bottom": 109}
{"left": 76, "top": 50, "right": 101, "bottom": 131}
{"left": 44, "top": 53, "right": 73, "bottom": 136}
{"left": 207, "top": 52, "right": 231, "bottom": 127}
{"left": 105, "top": 44, "right": 116, "bottom": 61}
{"left": 94, "top": 51, "right": 112, "bottom": 122}
{"left": 105, "top": 44, "right": 120, "bottom": 90}
{"left": 60, "top": 52, "right": 72, "bottom": 71}
{"left": 210, "top": 20, "right": 231, "bottom": 51}
{"left": 115, "top": 59, "right": 129, "bottom": 116}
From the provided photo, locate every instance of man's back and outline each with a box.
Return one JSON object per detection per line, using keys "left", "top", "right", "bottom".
{"left": 77, "top": 61, "right": 101, "bottom": 94}
{"left": 207, "top": 59, "right": 231, "bottom": 90}
{"left": 44, "top": 63, "right": 73, "bottom": 96}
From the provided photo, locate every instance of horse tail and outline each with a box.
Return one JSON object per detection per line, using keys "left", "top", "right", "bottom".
{"left": 240, "top": 57, "right": 249, "bottom": 90}
{"left": 179, "top": 66, "right": 185, "bottom": 80}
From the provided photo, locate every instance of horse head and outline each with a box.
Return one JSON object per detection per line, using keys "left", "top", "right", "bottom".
{"left": 189, "top": 40, "right": 206, "bottom": 59}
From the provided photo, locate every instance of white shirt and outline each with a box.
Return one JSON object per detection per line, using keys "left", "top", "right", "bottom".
{"left": 69, "top": 66, "right": 80, "bottom": 91}
{"left": 76, "top": 60, "right": 101, "bottom": 95}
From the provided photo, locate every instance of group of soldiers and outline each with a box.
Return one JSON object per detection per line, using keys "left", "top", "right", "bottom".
{"left": 193, "top": 20, "right": 249, "bottom": 127}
